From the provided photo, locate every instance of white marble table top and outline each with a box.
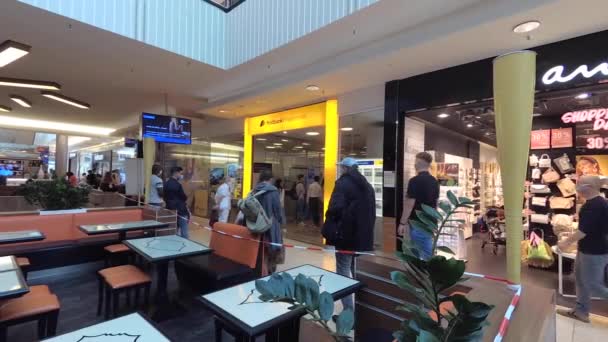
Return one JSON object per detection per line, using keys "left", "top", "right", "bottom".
{"left": 124, "top": 235, "right": 211, "bottom": 262}
{"left": 79, "top": 220, "right": 168, "bottom": 235}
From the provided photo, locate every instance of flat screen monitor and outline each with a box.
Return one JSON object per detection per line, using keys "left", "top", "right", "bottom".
{"left": 141, "top": 113, "right": 192, "bottom": 145}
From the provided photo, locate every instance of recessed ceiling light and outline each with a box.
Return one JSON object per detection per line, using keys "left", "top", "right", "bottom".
{"left": 0, "top": 115, "right": 115, "bottom": 135}
{"left": 305, "top": 85, "right": 320, "bottom": 91}
{"left": 466, "top": 123, "right": 473, "bottom": 128}
{"left": 294, "top": 146, "right": 303, "bottom": 149}
{"left": 281, "top": 139, "right": 288, "bottom": 142}
{"left": 533, "top": 113, "right": 542, "bottom": 117}
{"left": 302, "top": 143, "right": 311, "bottom": 146}
{"left": 266, "top": 146, "right": 276, "bottom": 149}
{"left": 9, "top": 95, "right": 31, "bottom": 108}
{"left": 41, "top": 91, "right": 90, "bottom": 109}
{"left": 219, "top": 109, "right": 229, "bottom": 113}
{"left": 0, "top": 105, "right": 11, "bottom": 112}
{"left": 306, "top": 132, "right": 320, "bottom": 136}
{"left": 437, "top": 113, "right": 450, "bottom": 118}
{"left": 475, "top": 115, "right": 481, "bottom": 119}
{"left": 0, "top": 77, "right": 60, "bottom": 90}
{"left": 256, "top": 138, "right": 267, "bottom": 141}
{"left": 341, "top": 127, "right": 353, "bottom": 131}
{"left": 0, "top": 40, "right": 31, "bottom": 67}
{"left": 273, "top": 143, "right": 283, "bottom": 146}
{"left": 282, "top": 131, "right": 288, "bottom": 134}
{"left": 485, "top": 132, "right": 492, "bottom": 136}
{"left": 513, "top": 20, "right": 541, "bottom": 34}
{"left": 575, "top": 93, "right": 590, "bottom": 100}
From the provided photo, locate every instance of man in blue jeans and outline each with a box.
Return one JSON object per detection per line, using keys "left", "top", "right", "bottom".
{"left": 164, "top": 166, "right": 190, "bottom": 238}
{"left": 557, "top": 175, "right": 608, "bottom": 323}
{"left": 398, "top": 152, "right": 439, "bottom": 260}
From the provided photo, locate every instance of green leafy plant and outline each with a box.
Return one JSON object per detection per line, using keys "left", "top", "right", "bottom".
{"left": 18, "top": 179, "right": 90, "bottom": 210}
{"left": 247, "top": 273, "right": 354, "bottom": 341}
{"left": 392, "top": 191, "right": 494, "bottom": 342}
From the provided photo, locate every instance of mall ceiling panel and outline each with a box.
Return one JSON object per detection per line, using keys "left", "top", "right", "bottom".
{"left": 0, "top": 127, "right": 35, "bottom": 145}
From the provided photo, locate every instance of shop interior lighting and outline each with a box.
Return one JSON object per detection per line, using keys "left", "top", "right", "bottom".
{"left": 0, "top": 40, "right": 31, "bottom": 67}
{"left": 273, "top": 143, "right": 283, "bottom": 146}
{"left": 266, "top": 146, "right": 276, "bottom": 149}
{"left": 219, "top": 109, "right": 229, "bottom": 113}
{"left": 294, "top": 146, "right": 303, "bottom": 149}
{"left": 302, "top": 143, "right": 311, "bottom": 146}
{"left": 0, "top": 77, "right": 60, "bottom": 90}
{"left": 256, "top": 138, "right": 267, "bottom": 141}
{"left": 533, "top": 113, "right": 542, "bottom": 117}
{"left": 0, "top": 115, "right": 115, "bottom": 135}
{"left": 0, "top": 105, "right": 11, "bottom": 112}
{"left": 466, "top": 123, "right": 474, "bottom": 128}
{"left": 41, "top": 91, "right": 90, "bottom": 109}
{"left": 306, "top": 132, "right": 320, "bottom": 136}
{"left": 437, "top": 113, "right": 450, "bottom": 118}
{"left": 281, "top": 139, "right": 289, "bottom": 142}
{"left": 513, "top": 21, "right": 541, "bottom": 34}
{"left": 305, "top": 85, "right": 320, "bottom": 91}
{"left": 340, "top": 127, "right": 353, "bottom": 131}
{"left": 575, "top": 93, "right": 590, "bottom": 100}
{"left": 9, "top": 95, "right": 32, "bottom": 108}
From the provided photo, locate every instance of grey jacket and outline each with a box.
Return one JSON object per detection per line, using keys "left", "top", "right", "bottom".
{"left": 253, "top": 182, "right": 283, "bottom": 251}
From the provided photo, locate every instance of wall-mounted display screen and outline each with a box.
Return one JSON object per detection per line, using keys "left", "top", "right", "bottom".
{"left": 142, "top": 113, "right": 191, "bottom": 145}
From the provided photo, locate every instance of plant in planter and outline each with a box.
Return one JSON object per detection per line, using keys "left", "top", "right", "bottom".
{"left": 249, "top": 273, "right": 354, "bottom": 341}
{"left": 392, "top": 191, "right": 494, "bottom": 342}
{"left": 18, "top": 179, "right": 90, "bottom": 211}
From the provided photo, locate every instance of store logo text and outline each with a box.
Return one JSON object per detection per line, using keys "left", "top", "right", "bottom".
{"left": 561, "top": 108, "right": 608, "bottom": 130}
{"left": 542, "top": 62, "right": 608, "bottom": 85}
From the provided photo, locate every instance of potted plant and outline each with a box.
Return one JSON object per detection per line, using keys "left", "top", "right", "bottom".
{"left": 392, "top": 191, "right": 494, "bottom": 342}
{"left": 250, "top": 273, "right": 355, "bottom": 341}
{"left": 18, "top": 178, "right": 91, "bottom": 215}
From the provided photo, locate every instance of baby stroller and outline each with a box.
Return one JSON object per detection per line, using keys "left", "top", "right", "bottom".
{"left": 481, "top": 207, "right": 506, "bottom": 255}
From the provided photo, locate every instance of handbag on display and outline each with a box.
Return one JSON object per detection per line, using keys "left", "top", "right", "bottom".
{"left": 530, "top": 213, "right": 550, "bottom": 224}
{"left": 542, "top": 168, "right": 561, "bottom": 183}
{"left": 531, "top": 196, "right": 548, "bottom": 207}
{"left": 549, "top": 196, "right": 575, "bottom": 209}
{"left": 531, "top": 184, "right": 551, "bottom": 194}
{"left": 531, "top": 167, "right": 541, "bottom": 180}
{"left": 557, "top": 178, "right": 577, "bottom": 197}
{"left": 529, "top": 154, "right": 539, "bottom": 167}
{"left": 551, "top": 214, "right": 573, "bottom": 228}
{"left": 554, "top": 154, "right": 575, "bottom": 174}
{"left": 538, "top": 154, "right": 552, "bottom": 168}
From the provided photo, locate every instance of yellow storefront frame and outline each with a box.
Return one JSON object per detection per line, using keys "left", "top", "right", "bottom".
{"left": 243, "top": 100, "right": 339, "bottom": 217}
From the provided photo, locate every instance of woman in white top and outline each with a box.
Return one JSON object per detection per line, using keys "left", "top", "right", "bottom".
{"left": 215, "top": 176, "right": 233, "bottom": 223}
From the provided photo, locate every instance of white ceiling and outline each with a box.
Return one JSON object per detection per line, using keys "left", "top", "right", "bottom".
{"left": 2, "top": 0, "right": 608, "bottom": 137}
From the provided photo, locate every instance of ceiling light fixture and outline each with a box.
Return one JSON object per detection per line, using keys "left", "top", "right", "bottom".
{"left": 466, "top": 123, "right": 473, "bottom": 128}
{"left": 341, "top": 127, "right": 353, "bottom": 131}
{"left": 575, "top": 93, "right": 590, "bottom": 100}
{"left": 0, "top": 40, "right": 31, "bottom": 67}
{"left": 294, "top": 146, "right": 303, "bottom": 149}
{"left": 9, "top": 95, "right": 31, "bottom": 108}
{"left": 533, "top": 113, "right": 542, "bottom": 117}
{"left": 0, "top": 105, "right": 11, "bottom": 112}
{"left": 0, "top": 115, "right": 115, "bottom": 135}
{"left": 0, "top": 77, "right": 60, "bottom": 90}
{"left": 302, "top": 143, "right": 311, "bottom": 146}
{"left": 283, "top": 131, "right": 288, "bottom": 134}
{"left": 273, "top": 143, "right": 283, "bottom": 146}
{"left": 437, "top": 113, "right": 450, "bottom": 118}
{"left": 41, "top": 91, "right": 90, "bottom": 109}
{"left": 256, "top": 138, "right": 267, "bottom": 141}
{"left": 513, "top": 20, "right": 541, "bottom": 34}
{"left": 265, "top": 146, "right": 276, "bottom": 149}
{"left": 305, "top": 85, "right": 320, "bottom": 91}
{"left": 306, "top": 132, "right": 320, "bottom": 136}
{"left": 281, "top": 139, "right": 289, "bottom": 142}
{"left": 219, "top": 109, "right": 229, "bottom": 113}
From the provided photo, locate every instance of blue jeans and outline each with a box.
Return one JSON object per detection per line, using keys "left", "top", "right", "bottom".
{"left": 575, "top": 252, "right": 608, "bottom": 317}
{"left": 177, "top": 215, "right": 189, "bottom": 239}
{"left": 410, "top": 228, "right": 432, "bottom": 260}
{"left": 296, "top": 198, "right": 306, "bottom": 223}
{"left": 336, "top": 253, "right": 355, "bottom": 312}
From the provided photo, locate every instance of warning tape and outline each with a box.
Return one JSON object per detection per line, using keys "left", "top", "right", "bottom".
{"left": 94, "top": 189, "right": 522, "bottom": 339}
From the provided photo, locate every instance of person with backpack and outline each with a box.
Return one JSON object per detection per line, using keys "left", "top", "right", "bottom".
{"left": 323, "top": 157, "right": 375, "bottom": 311}
{"left": 241, "top": 170, "right": 284, "bottom": 274}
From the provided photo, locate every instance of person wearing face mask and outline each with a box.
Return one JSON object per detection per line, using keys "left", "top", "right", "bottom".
{"left": 557, "top": 175, "right": 608, "bottom": 323}
{"left": 398, "top": 152, "right": 439, "bottom": 260}
{"left": 164, "top": 166, "right": 190, "bottom": 238}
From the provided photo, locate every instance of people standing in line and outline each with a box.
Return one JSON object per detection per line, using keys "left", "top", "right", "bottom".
{"left": 323, "top": 157, "right": 376, "bottom": 312}
{"left": 275, "top": 178, "right": 287, "bottom": 225}
{"left": 100, "top": 172, "right": 117, "bottom": 192}
{"left": 86, "top": 170, "right": 96, "bottom": 187}
{"left": 253, "top": 170, "right": 284, "bottom": 274}
{"left": 308, "top": 176, "right": 323, "bottom": 227}
{"left": 398, "top": 152, "right": 439, "bottom": 260}
{"left": 295, "top": 175, "right": 307, "bottom": 225}
{"left": 66, "top": 172, "right": 78, "bottom": 187}
{"left": 558, "top": 175, "right": 608, "bottom": 323}
{"left": 164, "top": 166, "right": 190, "bottom": 238}
{"left": 148, "top": 164, "right": 164, "bottom": 208}
{"left": 215, "top": 176, "right": 233, "bottom": 223}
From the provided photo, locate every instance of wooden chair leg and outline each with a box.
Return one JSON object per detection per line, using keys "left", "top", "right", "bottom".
{"left": 97, "top": 277, "right": 104, "bottom": 316}
{"left": 112, "top": 291, "right": 119, "bottom": 318}
{"left": 37, "top": 319, "right": 47, "bottom": 340}
{"left": 47, "top": 310, "right": 59, "bottom": 337}
{"left": 105, "top": 287, "right": 112, "bottom": 320}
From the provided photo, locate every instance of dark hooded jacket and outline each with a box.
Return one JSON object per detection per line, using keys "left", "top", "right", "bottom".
{"left": 253, "top": 181, "right": 283, "bottom": 251}
{"left": 323, "top": 168, "right": 375, "bottom": 251}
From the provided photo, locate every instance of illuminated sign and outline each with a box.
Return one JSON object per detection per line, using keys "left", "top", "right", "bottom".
{"left": 561, "top": 108, "right": 608, "bottom": 130}
{"left": 542, "top": 62, "right": 608, "bottom": 85}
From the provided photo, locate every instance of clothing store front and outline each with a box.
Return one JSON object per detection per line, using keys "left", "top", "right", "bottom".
{"left": 382, "top": 30, "right": 608, "bottom": 315}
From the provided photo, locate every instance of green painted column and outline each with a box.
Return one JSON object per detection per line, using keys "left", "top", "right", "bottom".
{"left": 493, "top": 51, "right": 537, "bottom": 284}
{"left": 143, "top": 137, "right": 156, "bottom": 204}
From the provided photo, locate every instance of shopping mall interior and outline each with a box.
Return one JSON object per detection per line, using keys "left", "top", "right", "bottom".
{"left": 1, "top": 0, "right": 608, "bottom": 341}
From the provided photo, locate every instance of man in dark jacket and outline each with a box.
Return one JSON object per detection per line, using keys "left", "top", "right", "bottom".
{"left": 323, "top": 157, "right": 375, "bottom": 311}
{"left": 164, "top": 166, "right": 190, "bottom": 238}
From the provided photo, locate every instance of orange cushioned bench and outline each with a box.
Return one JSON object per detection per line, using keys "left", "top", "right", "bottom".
{"left": 0, "top": 209, "right": 145, "bottom": 268}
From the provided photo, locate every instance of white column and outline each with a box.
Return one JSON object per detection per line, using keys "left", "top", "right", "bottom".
{"left": 55, "top": 134, "right": 69, "bottom": 177}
